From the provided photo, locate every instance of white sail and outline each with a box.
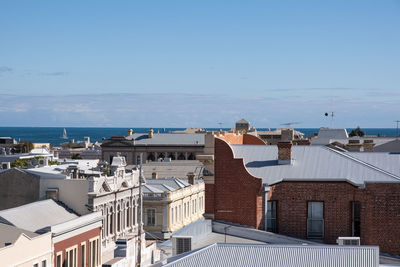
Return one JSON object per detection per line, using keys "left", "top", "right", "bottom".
{"left": 61, "top": 128, "right": 68, "bottom": 139}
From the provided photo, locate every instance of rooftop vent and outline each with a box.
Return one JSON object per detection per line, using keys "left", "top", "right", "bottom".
{"left": 172, "top": 236, "right": 192, "bottom": 256}
{"left": 337, "top": 237, "right": 360, "bottom": 246}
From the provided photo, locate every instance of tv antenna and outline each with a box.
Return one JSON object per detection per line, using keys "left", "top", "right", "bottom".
{"left": 395, "top": 120, "right": 400, "bottom": 137}
{"left": 281, "top": 122, "right": 300, "bottom": 128}
{"left": 325, "top": 112, "right": 335, "bottom": 128}
{"left": 217, "top": 122, "right": 223, "bottom": 129}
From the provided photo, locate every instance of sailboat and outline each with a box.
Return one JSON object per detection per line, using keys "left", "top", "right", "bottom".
{"left": 61, "top": 128, "right": 68, "bottom": 139}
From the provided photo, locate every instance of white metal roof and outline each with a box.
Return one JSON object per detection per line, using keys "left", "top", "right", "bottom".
{"left": 126, "top": 133, "right": 205, "bottom": 146}
{"left": 0, "top": 199, "right": 78, "bottom": 233}
{"left": 163, "top": 243, "right": 379, "bottom": 267}
{"left": 231, "top": 145, "right": 400, "bottom": 186}
{"left": 345, "top": 152, "right": 400, "bottom": 176}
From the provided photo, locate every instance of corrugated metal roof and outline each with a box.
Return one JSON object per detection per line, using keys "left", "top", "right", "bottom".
{"left": 374, "top": 139, "right": 400, "bottom": 153}
{"left": 143, "top": 184, "right": 165, "bottom": 193}
{"left": 142, "top": 160, "right": 203, "bottom": 179}
{"left": 0, "top": 199, "right": 78, "bottom": 233}
{"left": 126, "top": 133, "right": 205, "bottom": 146}
{"left": 231, "top": 145, "right": 400, "bottom": 186}
{"left": 345, "top": 152, "right": 400, "bottom": 176}
{"left": 145, "top": 178, "right": 192, "bottom": 193}
{"left": 163, "top": 243, "right": 379, "bottom": 267}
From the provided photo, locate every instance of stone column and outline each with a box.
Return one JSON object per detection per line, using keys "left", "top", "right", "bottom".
{"left": 162, "top": 203, "right": 169, "bottom": 232}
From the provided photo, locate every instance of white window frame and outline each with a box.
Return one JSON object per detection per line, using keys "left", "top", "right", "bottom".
{"left": 89, "top": 237, "right": 100, "bottom": 267}
{"left": 56, "top": 251, "right": 63, "bottom": 267}
{"left": 65, "top": 245, "right": 78, "bottom": 267}
{"left": 80, "top": 241, "right": 86, "bottom": 267}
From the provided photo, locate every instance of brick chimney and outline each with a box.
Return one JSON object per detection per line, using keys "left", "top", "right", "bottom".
{"left": 277, "top": 141, "right": 293, "bottom": 165}
{"left": 187, "top": 172, "right": 196, "bottom": 185}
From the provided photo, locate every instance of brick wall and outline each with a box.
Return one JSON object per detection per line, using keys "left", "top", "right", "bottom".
{"left": 205, "top": 183, "right": 215, "bottom": 215}
{"left": 212, "top": 138, "right": 264, "bottom": 229}
{"left": 216, "top": 133, "right": 265, "bottom": 145}
{"left": 269, "top": 182, "right": 400, "bottom": 255}
{"left": 210, "top": 138, "right": 400, "bottom": 255}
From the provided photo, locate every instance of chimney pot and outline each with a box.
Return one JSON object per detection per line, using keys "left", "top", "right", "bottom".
{"left": 187, "top": 172, "right": 196, "bottom": 185}
{"left": 152, "top": 172, "right": 158, "bottom": 179}
{"left": 127, "top": 129, "right": 133, "bottom": 136}
{"left": 148, "top": 129, "right": 154, "bottom": 138}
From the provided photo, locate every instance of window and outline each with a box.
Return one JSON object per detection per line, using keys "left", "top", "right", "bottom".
{"left": 66, "top": 246, "right": 78, "bottom": 267}
{"left": 267, "top": 201, "right": 277, "bottom": 233}
{"left": 81, "top": 242, "right": 86, "bottom": 267}
{"left": 126, "top": 204, "right": 130, "bottom": 228}
{"left": 117, "top": 206, "right": 121, "bottom": 232}
{"left": 56, "top": 252, "right": 63, "bottom": 267}
{"left": 89, "top": 238, "right": 100, "bottom": 267}
{"left": 307, "top": 202, "right": 324, "bottom": 238}
{"left": 175, "top": 207, "right": 178, "bottom": 224}
{"left": 33, "top": 264, "right": 39, "bottom": 267}
{"left": 146, "top": 209, "right": 156, "bottom": 226}
{"left": 42, "top": 260, "right": 47, "bottom": 267}
{"left": 352, "top": 202, "right": 361, "bottom": 237}
{"left": 132, "top": 204, "right": 137, "bottom": 226}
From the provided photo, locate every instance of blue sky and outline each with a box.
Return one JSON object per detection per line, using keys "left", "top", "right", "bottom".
{"left": 0, "top": 0, "right": 399, "bottom": 127}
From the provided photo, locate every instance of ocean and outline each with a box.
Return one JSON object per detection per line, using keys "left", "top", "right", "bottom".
{"left": 0, "top": 127, "right": 398, "bottom": 146}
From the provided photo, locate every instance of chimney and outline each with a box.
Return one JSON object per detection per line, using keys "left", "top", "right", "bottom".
{"left": 277, "top": 141, "right": 293, "bottom": 165}
{"left": 363, "top": 140, "right": 375, "bottom": 152}
{"left": 152, "top": 172, "right": 158, "bottom": 179}
{"left": 127, "top": 129, "right": 133, "bottom": 136}
{"left": 148, "top": 129, "right": 154, "bottom": 138}
{"left": 346, "top": 139, "right": 362, "bottom": 152}
{"left": 187, "top": 172, "right": 196, "bottom": 185}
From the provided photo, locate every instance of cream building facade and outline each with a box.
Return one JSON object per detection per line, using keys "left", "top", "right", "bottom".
{"left": 0, "top": 224, "right": 52, "bottom": 267}
{"left": 143, "top": 177, "right": 205, "bottom": 239}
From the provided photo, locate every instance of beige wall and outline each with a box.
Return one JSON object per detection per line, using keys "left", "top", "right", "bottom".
{"left": 143, "top": 182, "right": 205, "bottom": 235}
{"left": 0, "top": 233, "right": 52, "bottom": 267}
{"left": 40, "top": 178, "right": 90, "bottom": 215}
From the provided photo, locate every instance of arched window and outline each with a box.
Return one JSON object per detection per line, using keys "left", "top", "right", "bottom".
{"left": 147, "top": 153, "right": 155, "bottom": 162}
{"left": 168, "top": 153, "right": 176, "bottom": 160}
{"left": 158, "top": 152, "right": 165, "bottom": 160}
{"left": 188, "top": 153, "right": 195, "bottom": 160}
{"left": 178, "top": 153, "right": 185, "bottom": 160}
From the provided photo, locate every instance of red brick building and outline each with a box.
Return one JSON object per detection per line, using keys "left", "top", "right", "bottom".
{"left": 52, "top": 212, "right": 102, "bottom": 267}
{"left": 206, "top": 138, "right": 400, "bottom": 255}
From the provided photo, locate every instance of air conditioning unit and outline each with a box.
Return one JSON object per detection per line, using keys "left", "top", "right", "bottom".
{"left": 172, "top": 236, "right": 192, "bottom": 256}
{"left": 337, "top": 237, "right": 360, "bottom": 246}
{"left": 1, "top": 162, "right": 10, "bottom": 170}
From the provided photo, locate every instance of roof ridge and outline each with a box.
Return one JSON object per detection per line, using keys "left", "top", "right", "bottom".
{"left": 325, "top": 147, "right": 400, "bottom": 181}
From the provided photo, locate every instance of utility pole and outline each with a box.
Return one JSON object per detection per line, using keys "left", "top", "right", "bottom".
{"left": 137, "top": 153, "right": 143, "bottom": 266}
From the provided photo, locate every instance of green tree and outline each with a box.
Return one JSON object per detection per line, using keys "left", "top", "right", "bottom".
{"left": 349, "top": 126, "right": 365, "bottom": 137}
{"left": 13, "top": 141, "right": 34, "bottom": 153}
